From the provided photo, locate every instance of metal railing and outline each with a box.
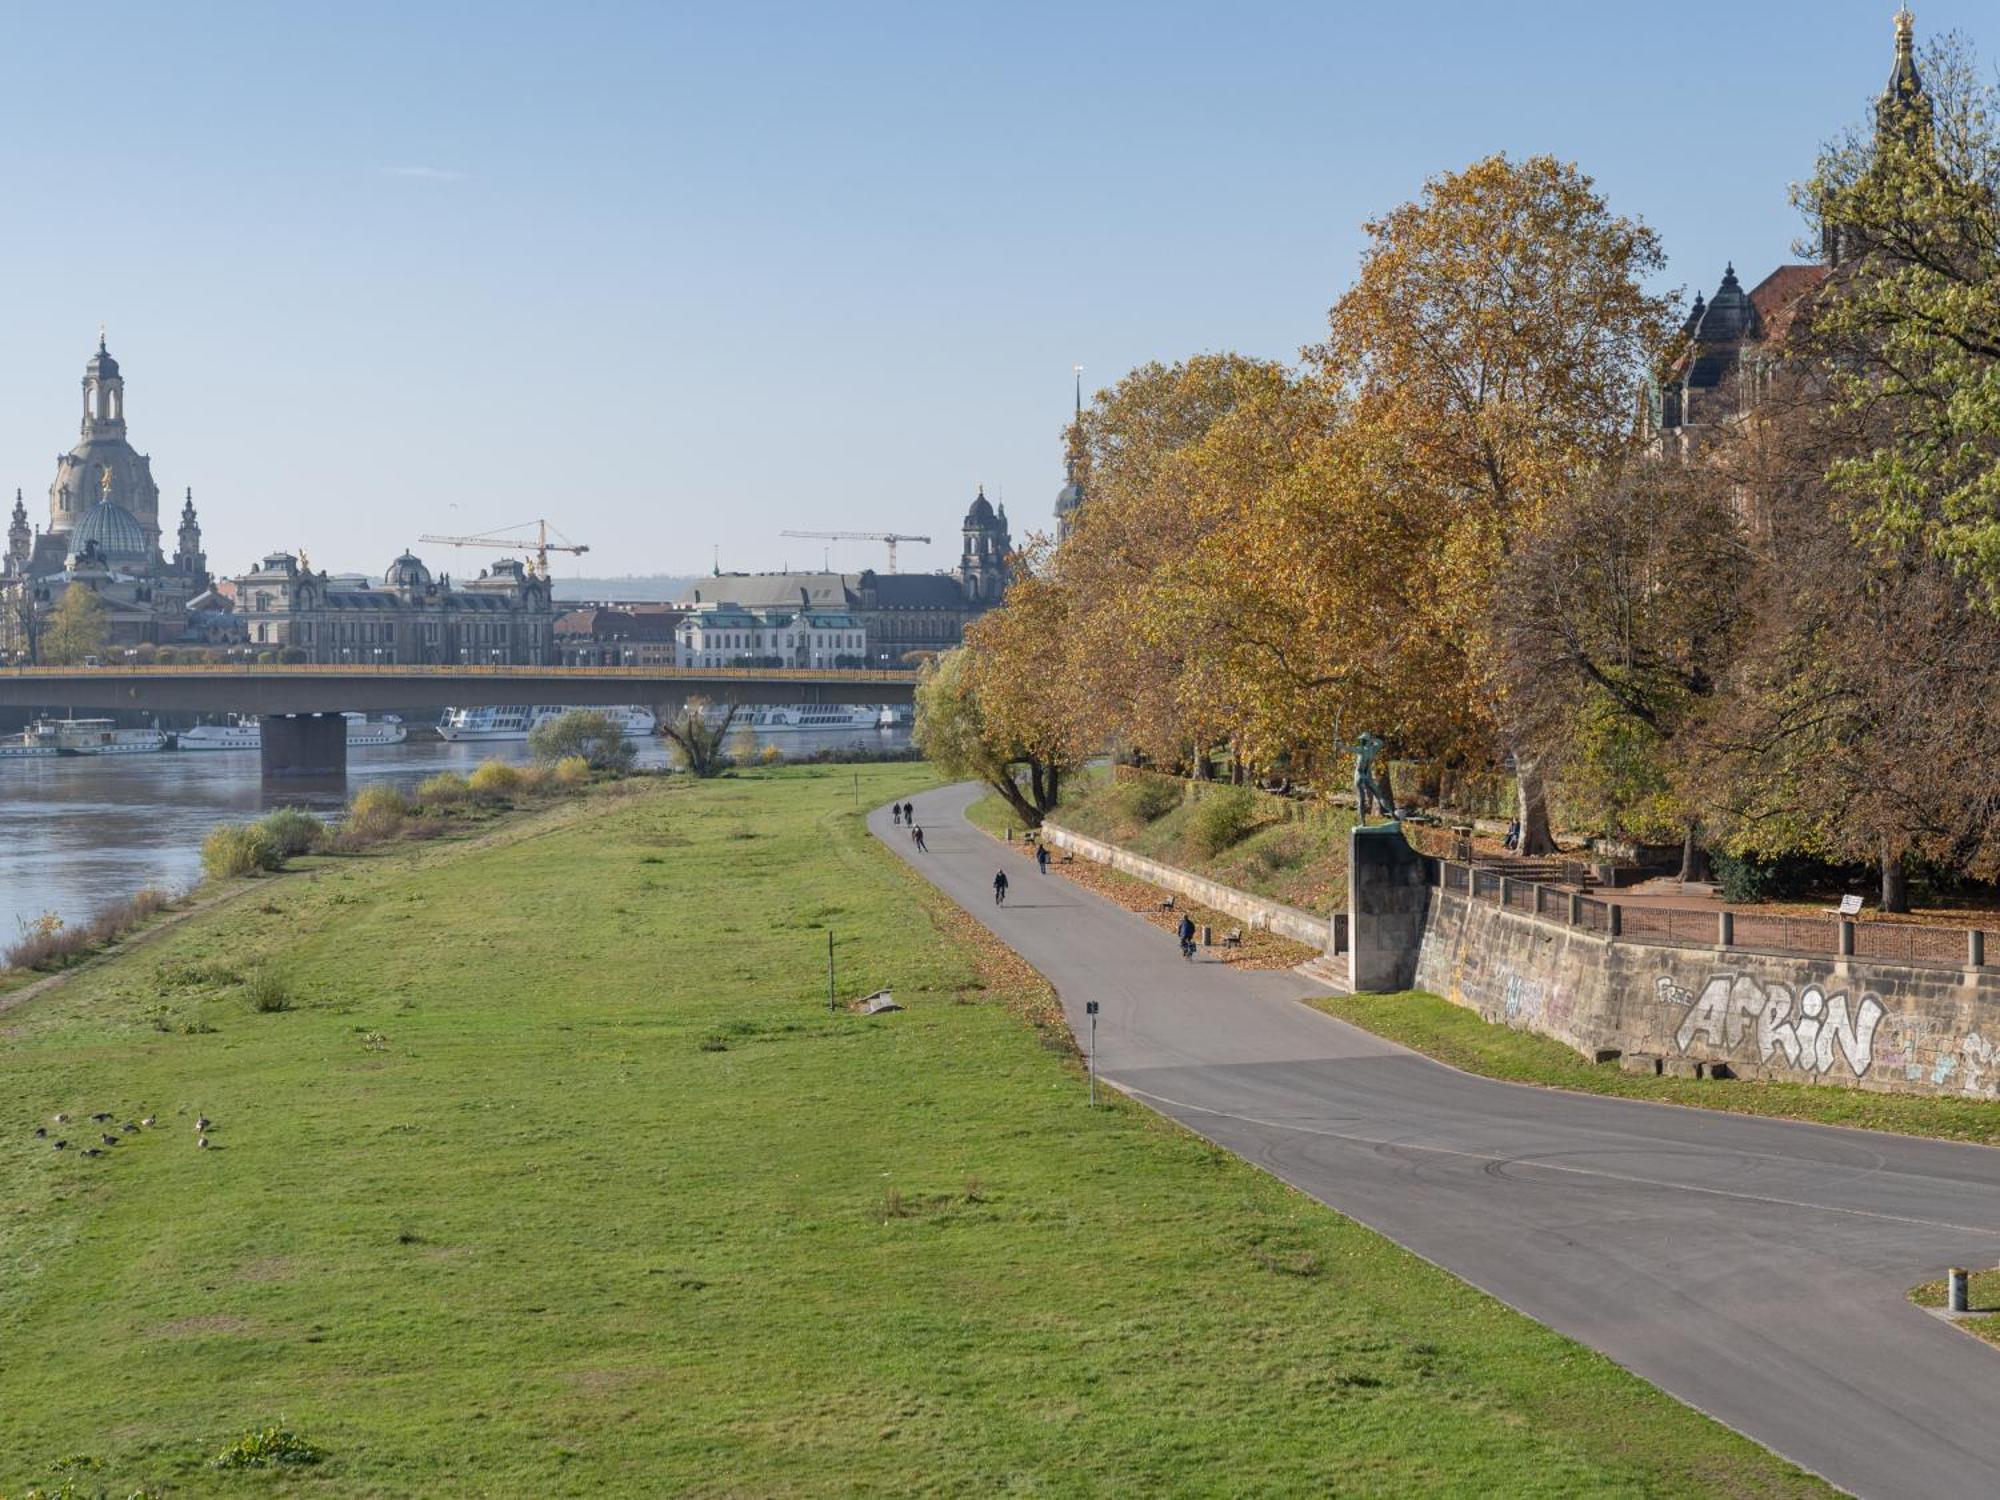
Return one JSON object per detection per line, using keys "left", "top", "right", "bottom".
{"left": 1431, "top": 857, "right": 1994, "bottom": 972}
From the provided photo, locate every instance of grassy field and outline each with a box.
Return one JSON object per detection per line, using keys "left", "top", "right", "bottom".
{"left": 1019, "top": 765, "right": 1355, "bottom": 913}
{"left": 0, "top": 766, "right": 1831, "bottom": 1496}
{"left": 1317, "top": 990, "right": 2000, "bottom": 1146}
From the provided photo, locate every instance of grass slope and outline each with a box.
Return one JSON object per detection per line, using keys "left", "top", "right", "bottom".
{"left": 1011, "top": 767, "right": 1355, "bottom": 913}
{"left": 1319, "top": 991, "right": 2000, "bottom": 1145}
{"left": 0, "top": 768, "right": 1828, "bottom": 1496}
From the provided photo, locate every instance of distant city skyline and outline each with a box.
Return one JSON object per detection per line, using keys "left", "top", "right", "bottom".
{"left": 0, "top": 0, "right": 1976, "bottom": 579}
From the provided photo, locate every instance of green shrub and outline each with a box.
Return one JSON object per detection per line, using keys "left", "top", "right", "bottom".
{"left": 417, "top": 770, "right": 471, "bottom": 805}
{"left": 528, "top": 708, "right": 638, "bottom": 773}
{"left": 1710, "top": 851, "right": 1768, "bottom": 903}
{"left": 468, "top": 759, "right": 524, "bottom": 800}
{"left": 551, "top": 754, "right": 592, "bottom": 787}
{"left": 244, "top": 970, "right": 294, "bottom": 1013}
{"left": 345, "top": 784, "right": 408, "bottom": 841}
{"left": 1120, "top": 776, "right": 1182, "bottom": 822}
{"left": 202, "top": 823, "right": 281, "bottom": 879}
{"left": 257, "top": 806, "right": 325, "bottom": 859}
{"left": 210, "top": 1424, "right": 326, "bottom": 1469}
{"left": 1188, "top": 787, "right": 1259, "bottom": 857}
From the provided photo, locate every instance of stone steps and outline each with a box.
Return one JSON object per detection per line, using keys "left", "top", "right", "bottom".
{"left": 1295, "top": 952, "right": 1352, "bottom": 994}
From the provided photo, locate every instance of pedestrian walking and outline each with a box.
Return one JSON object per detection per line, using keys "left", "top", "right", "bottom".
{"left": 912, "top": 825, "right": 926, "bottom": 852}
{"left": 1177, "top": 913, "right": 1197, "bottom": 960}
{"left": 892, "top": 803, "right": 902, "bottom": 826}
{"left": 902, "top": 801, "right": 914, "bottom": 825}
{"left": 1036, "top": 843, "right": 1050, "bottom": 875}
{"left": 1503, "top": 818, "right": 1521, "bottom": 852}
{"left": 993, "top": 870, "right": 1010, "bottom": 906}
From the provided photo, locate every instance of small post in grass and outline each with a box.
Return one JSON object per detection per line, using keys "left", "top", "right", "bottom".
{"left": 1086, "top": 1000, "right": 1100, "bottom": 1107}
{"left": 827, "top": 929, "right": 836, "bottom": 1013}
{"left": 1949, "top": 1267, "right": 1970, "bottom": 1314}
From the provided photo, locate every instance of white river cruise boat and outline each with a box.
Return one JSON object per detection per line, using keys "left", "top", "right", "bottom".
{"left": 437, "top": 705, "right": 657, "bottom": 743}
{"left": 0, "top": 721, "right": 62, "bottom": 759}
{"left": 177, "top": 713, "right": 408, "bottom": 751}
{"left": 37, "top": 718, "right": 169, "bottom": 756}
{"left": 704, "top": 703, "right": 890, "bottom": 733}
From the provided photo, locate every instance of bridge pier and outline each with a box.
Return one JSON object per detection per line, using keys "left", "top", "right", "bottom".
{"left": 261, "top": 712, "right": 347, "bottom": 781}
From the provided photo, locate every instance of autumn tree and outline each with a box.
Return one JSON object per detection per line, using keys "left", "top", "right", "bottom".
{"left": 658, "top": 698, "right": 738, "bottom": 778}
{"left": 1493, "top": 458, "right": 1752, "bottom": 877}
{"left": 42, "top": 586, "right": 109, "bottom": 665}
{"left": 1308, "top": 153, "right": 1677, "bottom": 853}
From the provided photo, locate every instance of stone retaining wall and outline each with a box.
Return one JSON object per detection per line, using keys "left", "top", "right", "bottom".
{"left": 1415, "top": 887, "right": 2000, "bottom": 1100}
{"left": 1037, "top": 823, "right": 1332, "bottom": 949}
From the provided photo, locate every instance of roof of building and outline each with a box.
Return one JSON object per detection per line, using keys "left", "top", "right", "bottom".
{"left": 556, "top": 606, "right": 682, "bottom": 641}
{"left": 682, "top": 572, "right": 854, "bottom": 609}
{"left": 386, "top": 552, "right": 432, "bottom": 589}
{"left": 1748, "top": 264, "right": 1832, "bottom": 344}
{"left": 84, "top": 337, "right": 119, "bottom": 381}
{"left": 863, "top": 572, "right": 966, "bottom": 608}
{"left": 964, "top": 486, "right": 996, "bottom": 526}
{"left": 70, "top": 499, "right": 148, "bottom": 565}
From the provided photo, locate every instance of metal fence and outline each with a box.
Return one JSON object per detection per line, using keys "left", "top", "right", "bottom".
{"left": 1431, "top": 858, "right": 1991, "bottom": 972}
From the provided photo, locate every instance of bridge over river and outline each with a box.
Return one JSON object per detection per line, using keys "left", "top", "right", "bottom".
{"left": 0, "top": 664, "right": 920, "bottom": 776}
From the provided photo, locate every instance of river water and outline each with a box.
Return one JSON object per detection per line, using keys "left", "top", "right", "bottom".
{"left": 0, "top": 727, "right": 912, "bottom": 944}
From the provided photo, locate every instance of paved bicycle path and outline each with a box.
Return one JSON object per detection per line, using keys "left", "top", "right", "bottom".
{"left": 878, "top": 783, "right": 2000, "bottom": 1500}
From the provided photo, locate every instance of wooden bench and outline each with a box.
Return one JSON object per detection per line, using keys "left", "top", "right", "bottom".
{"left": 1223, "top": 928, "right": 1243, "bottom": 947}
{"left": 1822, "top": 893, "right": 1866, "bottom": 918}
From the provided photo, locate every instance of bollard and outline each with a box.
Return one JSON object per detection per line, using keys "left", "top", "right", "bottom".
{"left": 1201, "top": 924, "right": 1212, "bottom": 947}
{"left": 1949, "top": 1267, "right": 1970, "bottom": 1314}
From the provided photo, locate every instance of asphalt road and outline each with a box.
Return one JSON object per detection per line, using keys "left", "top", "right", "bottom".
{"left": 878, "top": 784, "right": 2000, "bottom": 1500}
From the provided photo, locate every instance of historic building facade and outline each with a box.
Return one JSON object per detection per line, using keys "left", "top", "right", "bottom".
{"left": 0, "top": 339, "right": 219, "bottom": 657}
{"left": 232, "top": 551, "right": 554, "bottom": 664}
{"left": 679, "top": 485, "right": 1012, "bottom": 664}
{"left": 675, "top": 600, "right": 866, "bottom": 669}
{"left": 1642, "top": 9, "right": 1926, "bottom": 452}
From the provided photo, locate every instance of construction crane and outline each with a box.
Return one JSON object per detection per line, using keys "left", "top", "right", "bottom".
{"left": 778, "top": 530, "right": 932, "bottom": 574}
{"left": 417, "top": 519, "right": 589, "bottom": 578}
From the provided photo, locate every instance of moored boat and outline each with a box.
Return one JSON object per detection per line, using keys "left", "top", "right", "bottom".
{"left": 176, "top": 713, "right": 407, "bottom": 750}
{"left": 437, "top": 705, "right": 656, "bottom": 743}
{"left": 43, "top": 718, "right": 168, "bottom": 756}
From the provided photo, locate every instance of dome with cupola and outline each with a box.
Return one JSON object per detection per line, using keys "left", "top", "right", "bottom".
{"left": 386, "top": 552, "right": 433, "bottom": 589}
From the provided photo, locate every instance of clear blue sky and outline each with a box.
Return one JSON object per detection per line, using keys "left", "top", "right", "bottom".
{"left": 0, "top": 1, "right": 1974, "bottom": 582}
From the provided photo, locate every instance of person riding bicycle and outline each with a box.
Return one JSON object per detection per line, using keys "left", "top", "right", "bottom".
{"left": 993, "top": 870, "right": 1010, "bottom": 906}
{"left": 1177, "top": 913, "right": 1196, "bottom": 959}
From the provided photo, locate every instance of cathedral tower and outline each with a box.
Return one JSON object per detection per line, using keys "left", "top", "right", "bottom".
{"left": 958, "top": 486, "right": 1011, "bottom": 605}
{"left": 174, "top": 488, "right": 208, "bottom": 583}
{"left": 48, "top": 333, "right": 162, "bottom": 556}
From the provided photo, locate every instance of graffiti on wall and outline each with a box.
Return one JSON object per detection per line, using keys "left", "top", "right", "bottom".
{"left": 1658, "top": 973, "right": 1886, "bottom": 1079}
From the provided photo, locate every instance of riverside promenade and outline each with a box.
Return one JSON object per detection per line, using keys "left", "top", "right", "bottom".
{"left": 876, "top": 782, "right": 2000, "bottom": 1500}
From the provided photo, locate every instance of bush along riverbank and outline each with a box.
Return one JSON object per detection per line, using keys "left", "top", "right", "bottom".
{"left": 3, "top": 751, "right": 613, "bottom": 986}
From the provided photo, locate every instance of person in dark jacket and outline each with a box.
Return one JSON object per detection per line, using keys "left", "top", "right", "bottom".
{"left": 1177, "top": 913, "right": 1196, "bottom": 959}
{"left": 1036, "top": 843, "right": 1051, "bottom": 875}
{"left": 993, "top": 870, "right": 1010, "bottom": 905}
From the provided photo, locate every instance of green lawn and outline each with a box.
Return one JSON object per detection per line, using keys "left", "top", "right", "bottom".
{"left": 1318, "top": 990, "right": 2000, "bottom": 1145}
{"left": 0, "top": 767, "right": 1829, "bottom": 1496}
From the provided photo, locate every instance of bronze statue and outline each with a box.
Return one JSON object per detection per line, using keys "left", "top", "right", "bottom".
{"left": 1338, "top": 728, "right": 1398, "bottom": 824}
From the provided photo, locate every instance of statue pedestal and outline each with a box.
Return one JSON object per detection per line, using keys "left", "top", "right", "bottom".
{"left": 1348, "top": 822, "right": 1429, "bottom": 993}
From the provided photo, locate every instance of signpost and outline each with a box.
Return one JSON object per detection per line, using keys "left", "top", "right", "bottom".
{"left": 827, "top": 929, "right": 836, "bottom": 1012}
{"left": 1086, "top": 1000, "right": 1099, "bottom": 1107}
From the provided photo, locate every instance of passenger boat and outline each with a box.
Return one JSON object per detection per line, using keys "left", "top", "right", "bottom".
{"left": 705, "top": 704, "right": 888, "bottom": 733}
{"left": 42, "top": 718, "right": 169, "bottom": 756}
{"left": 0, "top": 721, "right": 62, "bottom": 758}
{"left": 436, "top": 705, "right": 657, "bottom": 742}
{"left": 177, "top": 713, "right": 408, "bottom": 751}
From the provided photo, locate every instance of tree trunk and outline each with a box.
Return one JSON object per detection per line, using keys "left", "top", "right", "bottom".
{"left": 1039, "top": 762, "right": 1061, "bottom": 815}
{"left": 1678, "top": 822, "right": 1709, "bottom": 884}
{"left": 1027, "top": 760, "right": 1047, "bottom": 812}
{"left": 991, "top": 771, "right": 1040, "bottom": 828}
{"left": 1881, "top": 843, "right": 1909, "bottom": 914}
{"left": 1195, "top": 747, "right": 1214, "bottom": 781}
{"left": 1513, "top": 753, "right": 1557, "bottom": 857}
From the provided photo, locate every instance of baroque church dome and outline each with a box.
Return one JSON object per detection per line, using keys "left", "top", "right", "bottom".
{"left": 69, "top": 499, "right": 148, "bottom": 567}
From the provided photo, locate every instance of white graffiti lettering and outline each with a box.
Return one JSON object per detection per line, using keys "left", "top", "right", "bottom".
{"left": 1670, "top": 973, "right": 1884, "bottom": 1078}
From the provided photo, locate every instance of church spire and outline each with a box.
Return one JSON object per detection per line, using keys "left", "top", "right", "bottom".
{"left": 1877, "top": 6, "right": 1930, "bottom": 149}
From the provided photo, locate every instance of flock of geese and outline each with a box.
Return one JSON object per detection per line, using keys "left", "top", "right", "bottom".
{"left": 34, "top": 1111, "right": 212, "bottom": 1157}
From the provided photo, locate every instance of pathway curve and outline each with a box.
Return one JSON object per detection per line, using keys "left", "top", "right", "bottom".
{"left": 878, "top": 783, "right": 2000, "bottom": 1500}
